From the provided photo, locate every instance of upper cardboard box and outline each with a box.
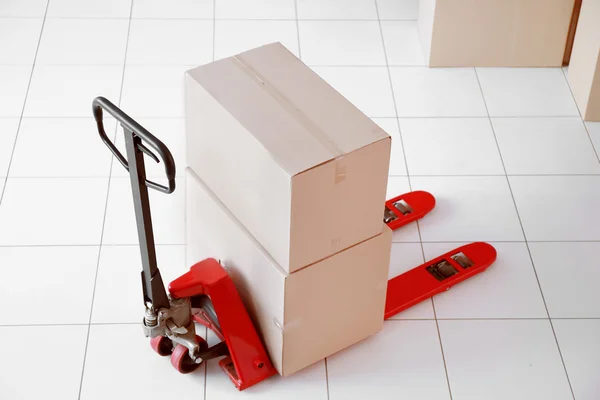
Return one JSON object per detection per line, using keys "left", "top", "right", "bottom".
{"left": 185, "top": 42, "right": 391, "bottom": 273}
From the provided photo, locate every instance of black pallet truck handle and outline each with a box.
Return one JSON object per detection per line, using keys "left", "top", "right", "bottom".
{"left": 92, "top": 95, "right": 173, "bottom": 312}
{"left": 92, "top": 96, "right": 176, "bottom": 194}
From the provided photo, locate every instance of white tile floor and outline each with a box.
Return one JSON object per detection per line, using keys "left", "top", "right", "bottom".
{"left": 0, "top": 1, "right": 598, "bottom": 399}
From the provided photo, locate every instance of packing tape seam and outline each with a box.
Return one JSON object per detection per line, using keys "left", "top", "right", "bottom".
{"left": 232, "top": 55, "right": 346, "bottom": 184}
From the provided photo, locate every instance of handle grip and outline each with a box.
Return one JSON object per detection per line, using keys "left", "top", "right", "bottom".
{"left": 92, "top": 96, "right": 176, "bottom": 194}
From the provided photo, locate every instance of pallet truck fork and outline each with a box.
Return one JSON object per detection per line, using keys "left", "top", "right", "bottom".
{"left": 381, "top": 193, "right": 496, "bottom": 319}
{"left": 93, "top": 96, "right": 497, "bottom": 391}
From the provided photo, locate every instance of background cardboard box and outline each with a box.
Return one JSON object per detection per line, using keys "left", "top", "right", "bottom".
{"left": 185, "top": 42, "right": 391, "bottom": 273}
{"left": 419, "top": 0, "right": 576, "bottom": 67}
{"left": 186, "top": 169, "right": 392, "bottom": 377}
{"left": 568, "top": 0, "right": 600, "bottom": 121}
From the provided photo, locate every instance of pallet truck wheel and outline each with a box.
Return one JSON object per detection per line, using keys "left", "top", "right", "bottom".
{"left": 171, "top": 336, "right": 207, "bottom": 374}
{"left": 150, "top": 336, "right": 173, "bottom": 356}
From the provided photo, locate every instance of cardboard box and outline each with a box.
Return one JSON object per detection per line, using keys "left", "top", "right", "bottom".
{"left": 185, "top": 42, "right": 391, "bottom": 273}
{"left": 568, "top": 0, "right": 600, "bottom": 121}
{"left": 418, "top": 0, "right": 576, "bottom": 67}
{"left": 186, "top": 169, "right": 392, "bottom": 376}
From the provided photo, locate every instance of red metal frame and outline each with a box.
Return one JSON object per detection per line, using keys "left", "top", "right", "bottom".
{"left": 169, "top": 258, "right": 277, "bottom": 391}
{"left": 384, "top": 242, "right": 497, "bottom": 319}
{"left": 385, "top": 190, "right": 436, "bottom": 230}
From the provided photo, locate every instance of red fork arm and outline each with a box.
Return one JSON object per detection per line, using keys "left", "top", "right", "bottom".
{"left": 168, "top": 258, "right": 277, "bottom": 391}
{"left": 385, "top": 191, "right": 436, "bottom": 230}
{"left": 384, "top": 242, "right": 497, "bottom": 319}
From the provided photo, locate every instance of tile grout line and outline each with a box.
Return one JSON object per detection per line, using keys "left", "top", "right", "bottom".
{"left": 0, "top": 243, "right": 187, "bottom": 247}
{"left": 212, "top": 0, "right": 216, "bottom": 62}
{"left": 203, "top": 325, "right": 208, "bottom": 399}
{"left": 0, "top": 113, "right": 585, "bottom": 118}
{"left": 9, "top": 173, "right": 600, "bottom": 179}
{"left": 473, "top": 68, "right": 577, "bottom": 400}
{"left": 0, "top": 0, "right": 50, "bottom": 205}
{"left": 0, "top": 16, "right": 418, "bottom": 21}
{"left": 375, "top": 2, "right": 455, "bottom": 399}
{"left": 294, "top": 0, "right": 302, "bottom": 60}
{"left": 7, "top": 239, "right": 600, "bottom": 249}
{"left": 389, "top": 173, "right": 600, "bottom": 177}
{"left": 0, "top": 63, "right": 200, "bottom": 68}
{"left": 560, "top": 67, "right": 600, "bottom": 165}
{"left": 371, "top": 114, "right": 582, "bottom": 118}
{"left": 430, "top": 299, "right": 456, "bottom": 400}
{"left": 3, "top": 317, "right": 599, "bottom": 328}
{"left": 391, "top": 317, "right": 600, "bottom": 321}
{"left": 76, "top": 2, "right": 135, "bottom": 399}
{"left": 324, "top": 357, "right": 331, "bottom": 400}
{"left": 372, "top": 2, "right": 412, "bottom": 191}
{"left": 0, "top": 322, "right": 158, "bottom": 327}
{"left": 2, "top": 16, "right": 420, "bottom": 21}
{"left": 6, "top": 173, "right": 600, "bottom": 179}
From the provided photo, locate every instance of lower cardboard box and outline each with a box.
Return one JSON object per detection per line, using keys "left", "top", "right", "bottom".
{"left": 185, "top": 168, "right": 392, "bottom": 376}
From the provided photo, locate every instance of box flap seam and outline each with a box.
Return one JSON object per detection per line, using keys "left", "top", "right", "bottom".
{"left": 232, "top": 54, "right": 347, "bottom": 182}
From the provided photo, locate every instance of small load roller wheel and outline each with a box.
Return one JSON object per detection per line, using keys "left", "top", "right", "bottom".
{"left": 170, "top": 336, "right": 208, "bottom": 374}
{"left": 150, "top": 336, "right": 173, "bottom": 356}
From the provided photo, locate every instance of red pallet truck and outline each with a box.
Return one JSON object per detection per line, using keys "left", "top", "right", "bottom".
{"left": 93, "top": 97, "right": 497, "bottom": 391}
